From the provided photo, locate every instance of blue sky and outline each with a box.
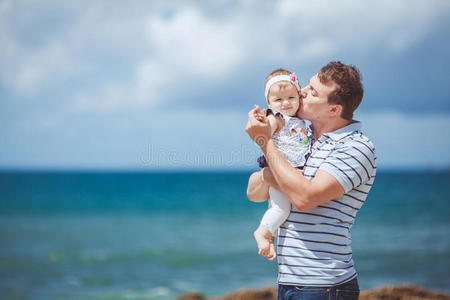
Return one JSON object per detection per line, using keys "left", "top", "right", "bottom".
{"left": 1, "top": 0, "right": 449, "bottom": 170}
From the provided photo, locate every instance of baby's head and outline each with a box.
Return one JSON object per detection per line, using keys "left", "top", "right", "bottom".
{"left": 264, "top": 68, "right": 301, "bottom": 117}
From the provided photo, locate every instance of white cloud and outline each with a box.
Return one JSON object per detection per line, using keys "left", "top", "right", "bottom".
{"left": 12, "top": 42, "right": 81, "bottom": 96}
{"left": 1, "top": 0, "right": 450, "bottom": 115}
{"left": 1, "top": 1, "right": 449, "bottom": 108}
{"left": 2, "top": 1, "right": 449, "bottom": 169}
{"left": 147, "top": 9, "right": 243, "bottom": 77}
{"left": 275, "top": 0, "right": 450, "bottom": 54}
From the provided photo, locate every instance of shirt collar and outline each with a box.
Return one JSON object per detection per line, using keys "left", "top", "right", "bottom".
{"left": 309, "top": 120, "right": 362, "bottom": 142}
{"left": 324, "top": 120, "right": 362, "bottom": 141}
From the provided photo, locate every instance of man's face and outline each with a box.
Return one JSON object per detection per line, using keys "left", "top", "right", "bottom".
{"left": 297, "top": 74, "right": 337, "bottom": 121}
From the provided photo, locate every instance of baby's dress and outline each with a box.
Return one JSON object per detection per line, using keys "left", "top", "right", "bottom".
{"left": 258, "top": 109, "right": 310, "bottom": 168}
{"left": 258, "top": 109, "right": 311, "bottom": 235}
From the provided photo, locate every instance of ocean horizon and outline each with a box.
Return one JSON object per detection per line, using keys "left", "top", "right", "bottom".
{"left": 0, "top": 170, "right": 449, "bottom": 299}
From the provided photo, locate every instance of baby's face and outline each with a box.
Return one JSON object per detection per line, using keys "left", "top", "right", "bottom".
{"left": 267, "top": 81, "right": 300, "bottom": 116}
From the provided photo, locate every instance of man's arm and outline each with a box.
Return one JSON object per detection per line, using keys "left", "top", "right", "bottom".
{"left": 246, "top": 107, "right": 345, "bottom": 211}
{"left": 246, "top": 106, "right": 283, "bottom": 202}
{"left": 247, "top": 168, "right": 283, "bottom": 202}
{"left": 261, "top": 159, "right": 344, "bottom": 211}
{"left": 246, "top": 170, "right": 269, "bottom": 202}
{"left": 262, "top": 136, "right": 376, "bottom": 211}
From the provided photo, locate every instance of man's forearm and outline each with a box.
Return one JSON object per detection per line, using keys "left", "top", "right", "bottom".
{"left": 262, "top": 140, "right": 311, "bottom": 209}
{"left": 261, "top": 140, "right": 344, "bottom": 211}
{"left": 247, "top": 170, "right": 270, "bottom": 202}
{"left": 245, "top": 107, "right": 344, "bottom": 211}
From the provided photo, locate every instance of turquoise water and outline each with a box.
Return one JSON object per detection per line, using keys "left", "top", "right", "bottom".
{"left": 0, "top": 171, "right": 449, "bottom": 299}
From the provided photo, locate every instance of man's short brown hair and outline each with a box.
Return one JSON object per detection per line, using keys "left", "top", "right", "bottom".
{"left": 318, "top": 61, "right": 363, "bottom": 120}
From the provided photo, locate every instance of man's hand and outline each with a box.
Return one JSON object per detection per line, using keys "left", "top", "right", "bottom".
{"left": 245, "top": 105, "right": 272, "bottom": 150}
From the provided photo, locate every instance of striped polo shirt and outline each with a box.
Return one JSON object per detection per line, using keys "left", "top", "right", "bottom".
{"left": 277, "top": 121, "right": 377, "bottom": 287}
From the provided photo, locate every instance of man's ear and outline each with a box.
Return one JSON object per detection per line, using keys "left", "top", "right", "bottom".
{"left": 330, "top": 104, "right": 343, "bottom": 118}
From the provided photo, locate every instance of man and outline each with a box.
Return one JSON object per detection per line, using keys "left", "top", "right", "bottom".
{"left": 246, "top": 61, "right": 376, "bottom": 299}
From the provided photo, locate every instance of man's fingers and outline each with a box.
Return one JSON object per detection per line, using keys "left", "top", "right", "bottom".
{"left": 245, "top": 115, "right": 258, "bottom": 134}
{"left": 245, "top": 118, "right": 256, "bottom": 131}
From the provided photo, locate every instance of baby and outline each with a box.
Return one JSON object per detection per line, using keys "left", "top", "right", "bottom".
{"left": 252, "top": 68, "right": 310, "bottom": 260}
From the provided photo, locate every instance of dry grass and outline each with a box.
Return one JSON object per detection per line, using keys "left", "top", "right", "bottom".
{"left": 177, "top": 284, "right": 450, "bottom": 300}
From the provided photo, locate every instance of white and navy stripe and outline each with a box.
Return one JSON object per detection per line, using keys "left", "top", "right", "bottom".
{"left": 277, "top": 121, "right": 377, "bottom": 287}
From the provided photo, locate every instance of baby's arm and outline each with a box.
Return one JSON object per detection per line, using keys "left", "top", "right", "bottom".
{"left": 266, "top": 114, "right": 284, "bottom": 136}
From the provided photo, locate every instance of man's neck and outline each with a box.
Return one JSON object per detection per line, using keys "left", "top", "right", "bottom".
{"left": 312, "top": 118, "right": 351, "bottom": 142}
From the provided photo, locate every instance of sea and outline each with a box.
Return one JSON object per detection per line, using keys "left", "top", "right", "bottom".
{"left": 0, "top": 170, "right": 449, "bottom": 299}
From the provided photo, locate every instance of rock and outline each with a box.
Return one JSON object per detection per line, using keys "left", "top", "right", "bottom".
{"left": 215, "top": 287, "right": 277, "bottom": 300}
{"left": 178, "top": 284, "right": 450, "bottom": 300}
{"left": 360, "top": 284, "right": 450, "bottom": 299}
{"left": 177, "top": 292, "right": 207, "bottom": 300}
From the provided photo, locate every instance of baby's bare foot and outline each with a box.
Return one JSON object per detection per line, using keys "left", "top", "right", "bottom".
{"left": 254, "top": 224, "right": 275, "bottom": 259}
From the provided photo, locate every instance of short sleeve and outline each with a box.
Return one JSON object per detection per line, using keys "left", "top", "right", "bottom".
{"left": 266, "top": 108, "right": 282, "bottom": 117}
{"left": 319, "top": 139, "right": 376, "bottom": 192}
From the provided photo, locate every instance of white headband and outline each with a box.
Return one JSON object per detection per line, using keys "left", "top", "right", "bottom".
{"left": 264, "top": 73, "right": 301, "bottom": 100}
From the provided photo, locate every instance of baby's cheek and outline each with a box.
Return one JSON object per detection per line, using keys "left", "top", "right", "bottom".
{"left": 270, "top": 103, "right": 281, "bottom": 111}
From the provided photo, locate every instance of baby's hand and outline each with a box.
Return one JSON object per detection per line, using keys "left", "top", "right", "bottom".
{"left": 253, "top": 105, "right": 267, "bottom": 122}
{"left": 255, "top": 112, "right": 265, "bottom": 122}
{"left": 255, "top": 115, "right": 264, "bottom": 122}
